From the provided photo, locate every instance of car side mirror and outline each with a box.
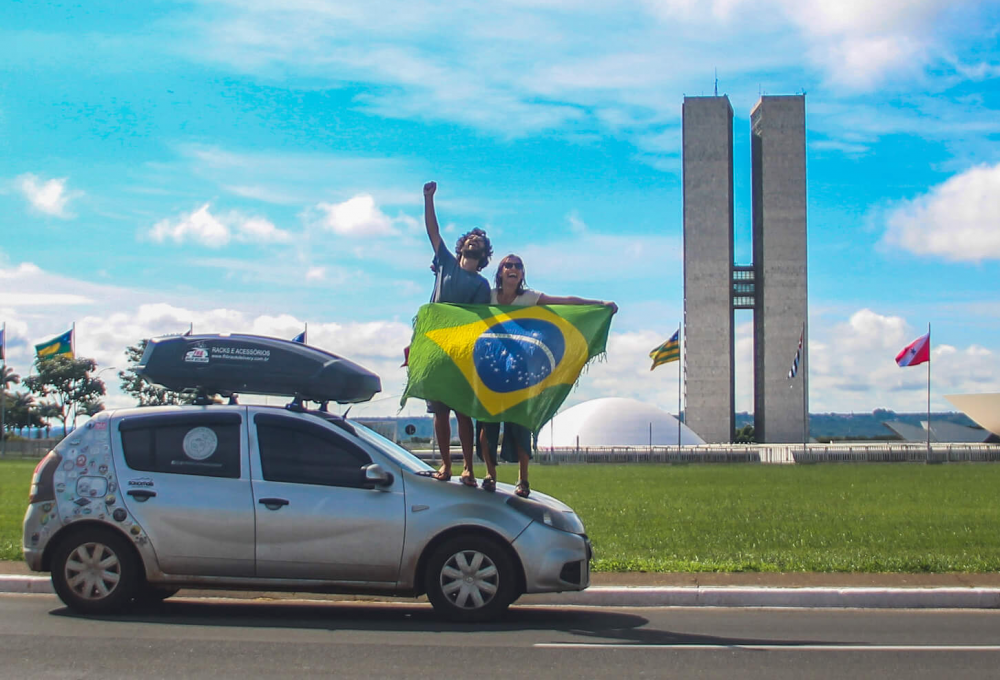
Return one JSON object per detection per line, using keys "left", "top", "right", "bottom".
{"left": 363, "top": 463, "right": 394, "bottom": 488}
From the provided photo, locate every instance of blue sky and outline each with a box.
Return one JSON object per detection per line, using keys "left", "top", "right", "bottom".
{"left": 2, "top": 0, "right": 999, "bottom": 419}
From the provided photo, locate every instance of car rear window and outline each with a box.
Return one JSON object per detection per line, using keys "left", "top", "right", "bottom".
{"left": 120, "top": 413, "right": 241, "bottom": 478}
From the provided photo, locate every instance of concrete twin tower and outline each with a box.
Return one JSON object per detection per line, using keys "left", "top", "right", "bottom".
{"left": 683, "top": 95, "right": 808, "bottom": 444}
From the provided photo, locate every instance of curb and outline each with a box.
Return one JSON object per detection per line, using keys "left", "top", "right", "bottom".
{"left": 4, "top": 576, "right": 1000, "bottom": 608}
{"left": 519, "top": 586, "right": 1000, "bottom": 609}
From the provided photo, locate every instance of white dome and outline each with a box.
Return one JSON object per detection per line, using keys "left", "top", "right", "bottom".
{"left": 537, "top": 397, "right": 706, "bottom": 448}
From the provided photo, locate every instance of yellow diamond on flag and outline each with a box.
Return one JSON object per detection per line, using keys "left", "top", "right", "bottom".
{"left": 424, "top": 306, "right": 591, "bottom": 416}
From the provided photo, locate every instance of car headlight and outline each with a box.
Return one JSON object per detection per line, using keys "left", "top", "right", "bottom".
{"left": 506, "top": 496, "right": 585, "bottom": 534}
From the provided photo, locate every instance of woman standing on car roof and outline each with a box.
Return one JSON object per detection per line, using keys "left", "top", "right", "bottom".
{"left": 477, "top": 254, "right": 617, "bottom": 497}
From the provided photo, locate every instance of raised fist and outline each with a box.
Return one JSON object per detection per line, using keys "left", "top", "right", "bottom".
{"left": 423, "top": 181, "right": 437, "bottom": 197}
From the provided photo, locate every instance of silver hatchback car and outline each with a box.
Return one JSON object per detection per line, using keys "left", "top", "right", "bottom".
{"left": 23, "top": 404, "right": 591, "bottom": 621}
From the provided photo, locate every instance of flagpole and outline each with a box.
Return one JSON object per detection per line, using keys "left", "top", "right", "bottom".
{"left": 677, "top": 323, "right": 682, "bottom": 449}
{"left": 802, "top": 321, "right": 807, "bottom": 450}
{"left": 926, "top": 322, "right": 931, "bottom": 460}
{"left": 1, "top": 322, "right": 6, "bottom": 457}
{"left": 71, "top": 322, "right": 76, "bottom": 359}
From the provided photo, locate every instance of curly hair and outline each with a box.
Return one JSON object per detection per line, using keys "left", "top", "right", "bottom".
{"left": 493, "top": 254, "right": 527, "bottom": 295}
{"left": 455, "top": 228, "right": 493, "bottom": 271}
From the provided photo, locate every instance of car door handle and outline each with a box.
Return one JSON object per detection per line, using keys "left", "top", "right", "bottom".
{"left": 127, "top": 489, "right": 157, "bottom": 501}
{"left": 258, "top": 497, "right": 289, "bottom": 508}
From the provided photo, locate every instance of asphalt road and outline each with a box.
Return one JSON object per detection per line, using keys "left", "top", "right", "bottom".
{"left": 3, "top": 594, "right": 1000, "bottom": 679}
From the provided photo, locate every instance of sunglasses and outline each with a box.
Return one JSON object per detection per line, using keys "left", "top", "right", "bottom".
{"left": 502, "top": 261, "right": 524, "bottom": 270}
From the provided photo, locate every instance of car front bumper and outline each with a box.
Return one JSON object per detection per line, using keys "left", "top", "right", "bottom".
{"left": 512, "top": 521, "right": 591, "bottom": 594}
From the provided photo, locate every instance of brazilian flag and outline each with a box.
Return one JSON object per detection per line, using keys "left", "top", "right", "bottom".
{"left": 401, "top": 303, "right": 613, "bottom": 433}
{"left": 35, "top": 328, "right": 74, "bottom": 360}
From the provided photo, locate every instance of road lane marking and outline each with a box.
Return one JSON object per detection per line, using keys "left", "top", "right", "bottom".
{"left": 535, "top": 643, "right": 1000, "bottom": 652}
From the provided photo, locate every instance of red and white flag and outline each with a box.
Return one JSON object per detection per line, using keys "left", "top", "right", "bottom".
{"left": 895, "top": 332, "right": 930, "bottom": 367}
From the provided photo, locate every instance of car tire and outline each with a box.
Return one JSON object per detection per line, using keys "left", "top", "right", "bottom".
{"left": 424, "top": 534, "right": 516, "bottom": 622}
{"left": 50, "top": 527, "right": 140, "bottom": 615}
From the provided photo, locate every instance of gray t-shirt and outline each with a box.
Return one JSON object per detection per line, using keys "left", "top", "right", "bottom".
{"left": 430, "top": 239, "right": 491, "bottom": 304}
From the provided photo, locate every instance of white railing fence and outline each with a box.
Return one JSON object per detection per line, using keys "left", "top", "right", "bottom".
{"left": 530, "top": 442, "right": 1000, "bottom": 465}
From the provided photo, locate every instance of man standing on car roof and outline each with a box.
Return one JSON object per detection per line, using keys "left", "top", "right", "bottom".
{"left": 422, "top": 180, "right": 492, "bottom": 486}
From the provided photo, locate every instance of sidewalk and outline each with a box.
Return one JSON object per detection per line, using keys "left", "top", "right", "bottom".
{"left": 4, "top": 561, "right": 999, "bottom": 608}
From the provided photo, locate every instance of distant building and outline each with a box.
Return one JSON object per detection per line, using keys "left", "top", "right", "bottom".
{"left": 682, "top": 94, "right": 808, "bottom": 444}
{"left": 944, "top": 393, "right": 1000, "bottom": 440}
{"left": 537, "top": 398, "right": 706, "bottom": 448}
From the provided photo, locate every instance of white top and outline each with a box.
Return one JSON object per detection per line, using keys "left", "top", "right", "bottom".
{"left": 490, "top": 288, "right": 542, "bottom": 306}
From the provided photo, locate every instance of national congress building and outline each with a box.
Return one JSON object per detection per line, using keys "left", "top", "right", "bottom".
{"left": 682, "top": 94, "right": 808, "bottom": 444}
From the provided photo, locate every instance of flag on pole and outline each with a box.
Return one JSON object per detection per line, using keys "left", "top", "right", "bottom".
{"left": 35, "top": 328, "right": 74, "bottom": 359}
{"left": 788, "top": 326, "right": 804, "bottom": 379}
{"left": 896, "top": 332, "right": 930, "bottom": 367}
{"left": 0, "top": 325, "right": 5, "bottom": 361}
{"left": 401, "top": 303, "right": 613, "bottom": 432}
{"left": 649, "top": 330, "right": 680, "bottom": 371}
{"left": 292, "top": 329, "right": 307, "bottom": 344}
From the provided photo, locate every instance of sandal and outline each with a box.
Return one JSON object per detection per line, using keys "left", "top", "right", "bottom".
{"left": 460, "top": 473, "right": 477, "bottom": 487}
{"left": 415, "top": 468, "right": 451, "bottom": 481}
{"left": 481, "top": 475, "right": 496, "bottom": 492}
{"left": 515, "top": 479, "right": 530, "bottom": 498}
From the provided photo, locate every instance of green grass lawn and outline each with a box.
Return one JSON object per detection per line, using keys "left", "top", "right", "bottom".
{"left": 0, "top": 460, "right": 35, "bottom": 562}
{"left": 4, "top": 459, "right": 1000, "bottom": 572}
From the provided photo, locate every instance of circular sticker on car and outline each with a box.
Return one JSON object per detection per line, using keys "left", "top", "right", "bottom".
{"left": 183, "top": 427, "right": 218, "bottom": 461}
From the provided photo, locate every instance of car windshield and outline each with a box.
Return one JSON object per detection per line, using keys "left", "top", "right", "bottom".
{"left": 350, "top": 421, "right": 434, "bottom": 473}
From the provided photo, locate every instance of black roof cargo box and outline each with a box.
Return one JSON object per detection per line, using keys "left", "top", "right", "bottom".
{"left": 137, "top": 334, "right": 381, "bottom": 404}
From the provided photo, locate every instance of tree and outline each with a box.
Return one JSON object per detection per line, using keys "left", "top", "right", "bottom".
{"left": 119, "top": 340, "right": 187, "bottom": 407}
{"left": 38, "top": 401, "right": 61, "bottom": 439}
{"left": 1, "top": 365, "right": 19, "bottom": 391}
{"left": 1, "top": 365, "right": 19, "bottom": 440}
{"left": 7, "top": 391, "right": 43, "bottom": 437}
{"left": 735, "top": 424, "right": 755, "bottom": 443}
{"left": 24, "top": 356, "right": 106, "bottom": 436}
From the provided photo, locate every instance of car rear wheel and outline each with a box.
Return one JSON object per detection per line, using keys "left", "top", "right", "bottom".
{"left": 51, "top": 528, "right": 139, "bottom": 614}
{"left": 424, "top": 535, "right": 516, "bottom": 622}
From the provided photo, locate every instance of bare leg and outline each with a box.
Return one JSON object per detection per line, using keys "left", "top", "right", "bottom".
{"left": 479, "top": 426, "right": 498, "bottom": 481}
{"left": 517, "top": 442, "right": 530, "bottom": 483}
{"left": 456, "top": 413, "right": 476, "bottom": 483}
{"left": 434, "top": 411, "right": 452, "bottom": 477}
{"left": 513, "top": 442, "right": 531, "bottom": 497}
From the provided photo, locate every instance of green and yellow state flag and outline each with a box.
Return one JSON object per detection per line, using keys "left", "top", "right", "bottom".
{"left": 401, "top": 303, "right": 613, "bottom": 433}
{"left": 35, "top": 328, "right": 74, "bottom": 360}
{"left": 649, "top": 329, "right": 680, "bottom": 371}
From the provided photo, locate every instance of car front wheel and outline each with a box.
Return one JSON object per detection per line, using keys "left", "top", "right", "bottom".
{"left": 424, "top": 534, "right": 517, "bottom": 622}
{"left": 51, "top": 528, "right": 139, "bottom": 614}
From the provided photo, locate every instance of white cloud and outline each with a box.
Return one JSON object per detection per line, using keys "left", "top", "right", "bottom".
{"left": 15, "top": 173, "right": 82, "bottom": 218}
{"left": 147, "top": 203, "right": 291, "bottom": 247}
{"left": 170, "top": 0, "right": 995, "bottom": 166}
{"left": 149, "top": 203, "right": 231, "bottom": 247}
{"left": 236, "top": 217, "right": 291, "bottom": 244}
{"left": 882, "top": 163, "right": 1000, "bottom": 262}
{"left": 567, "top": 212, "right": 587, "bottom": 234}
{"left": 314, "top": 194, "right": 398, "bottom": 237}
{"left": 808, "top": 308, "right": 1000, "bottom": 412}
{"left": 516, "top": 232, "right": 682, "bottom": 285}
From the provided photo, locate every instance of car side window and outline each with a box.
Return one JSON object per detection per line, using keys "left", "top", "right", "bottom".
{"left": 254, "top": 414, "right": 372, "bottom": 487}
{"left": 119, "top": 413, "right": 242, "bottom": 479}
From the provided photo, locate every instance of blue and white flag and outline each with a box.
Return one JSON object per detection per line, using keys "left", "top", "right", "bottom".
{"left": 788, "top": 326, "right": 803, "bottom": 379}
{"left": 292, "top": 329, "right": 307, "bottom": 344}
